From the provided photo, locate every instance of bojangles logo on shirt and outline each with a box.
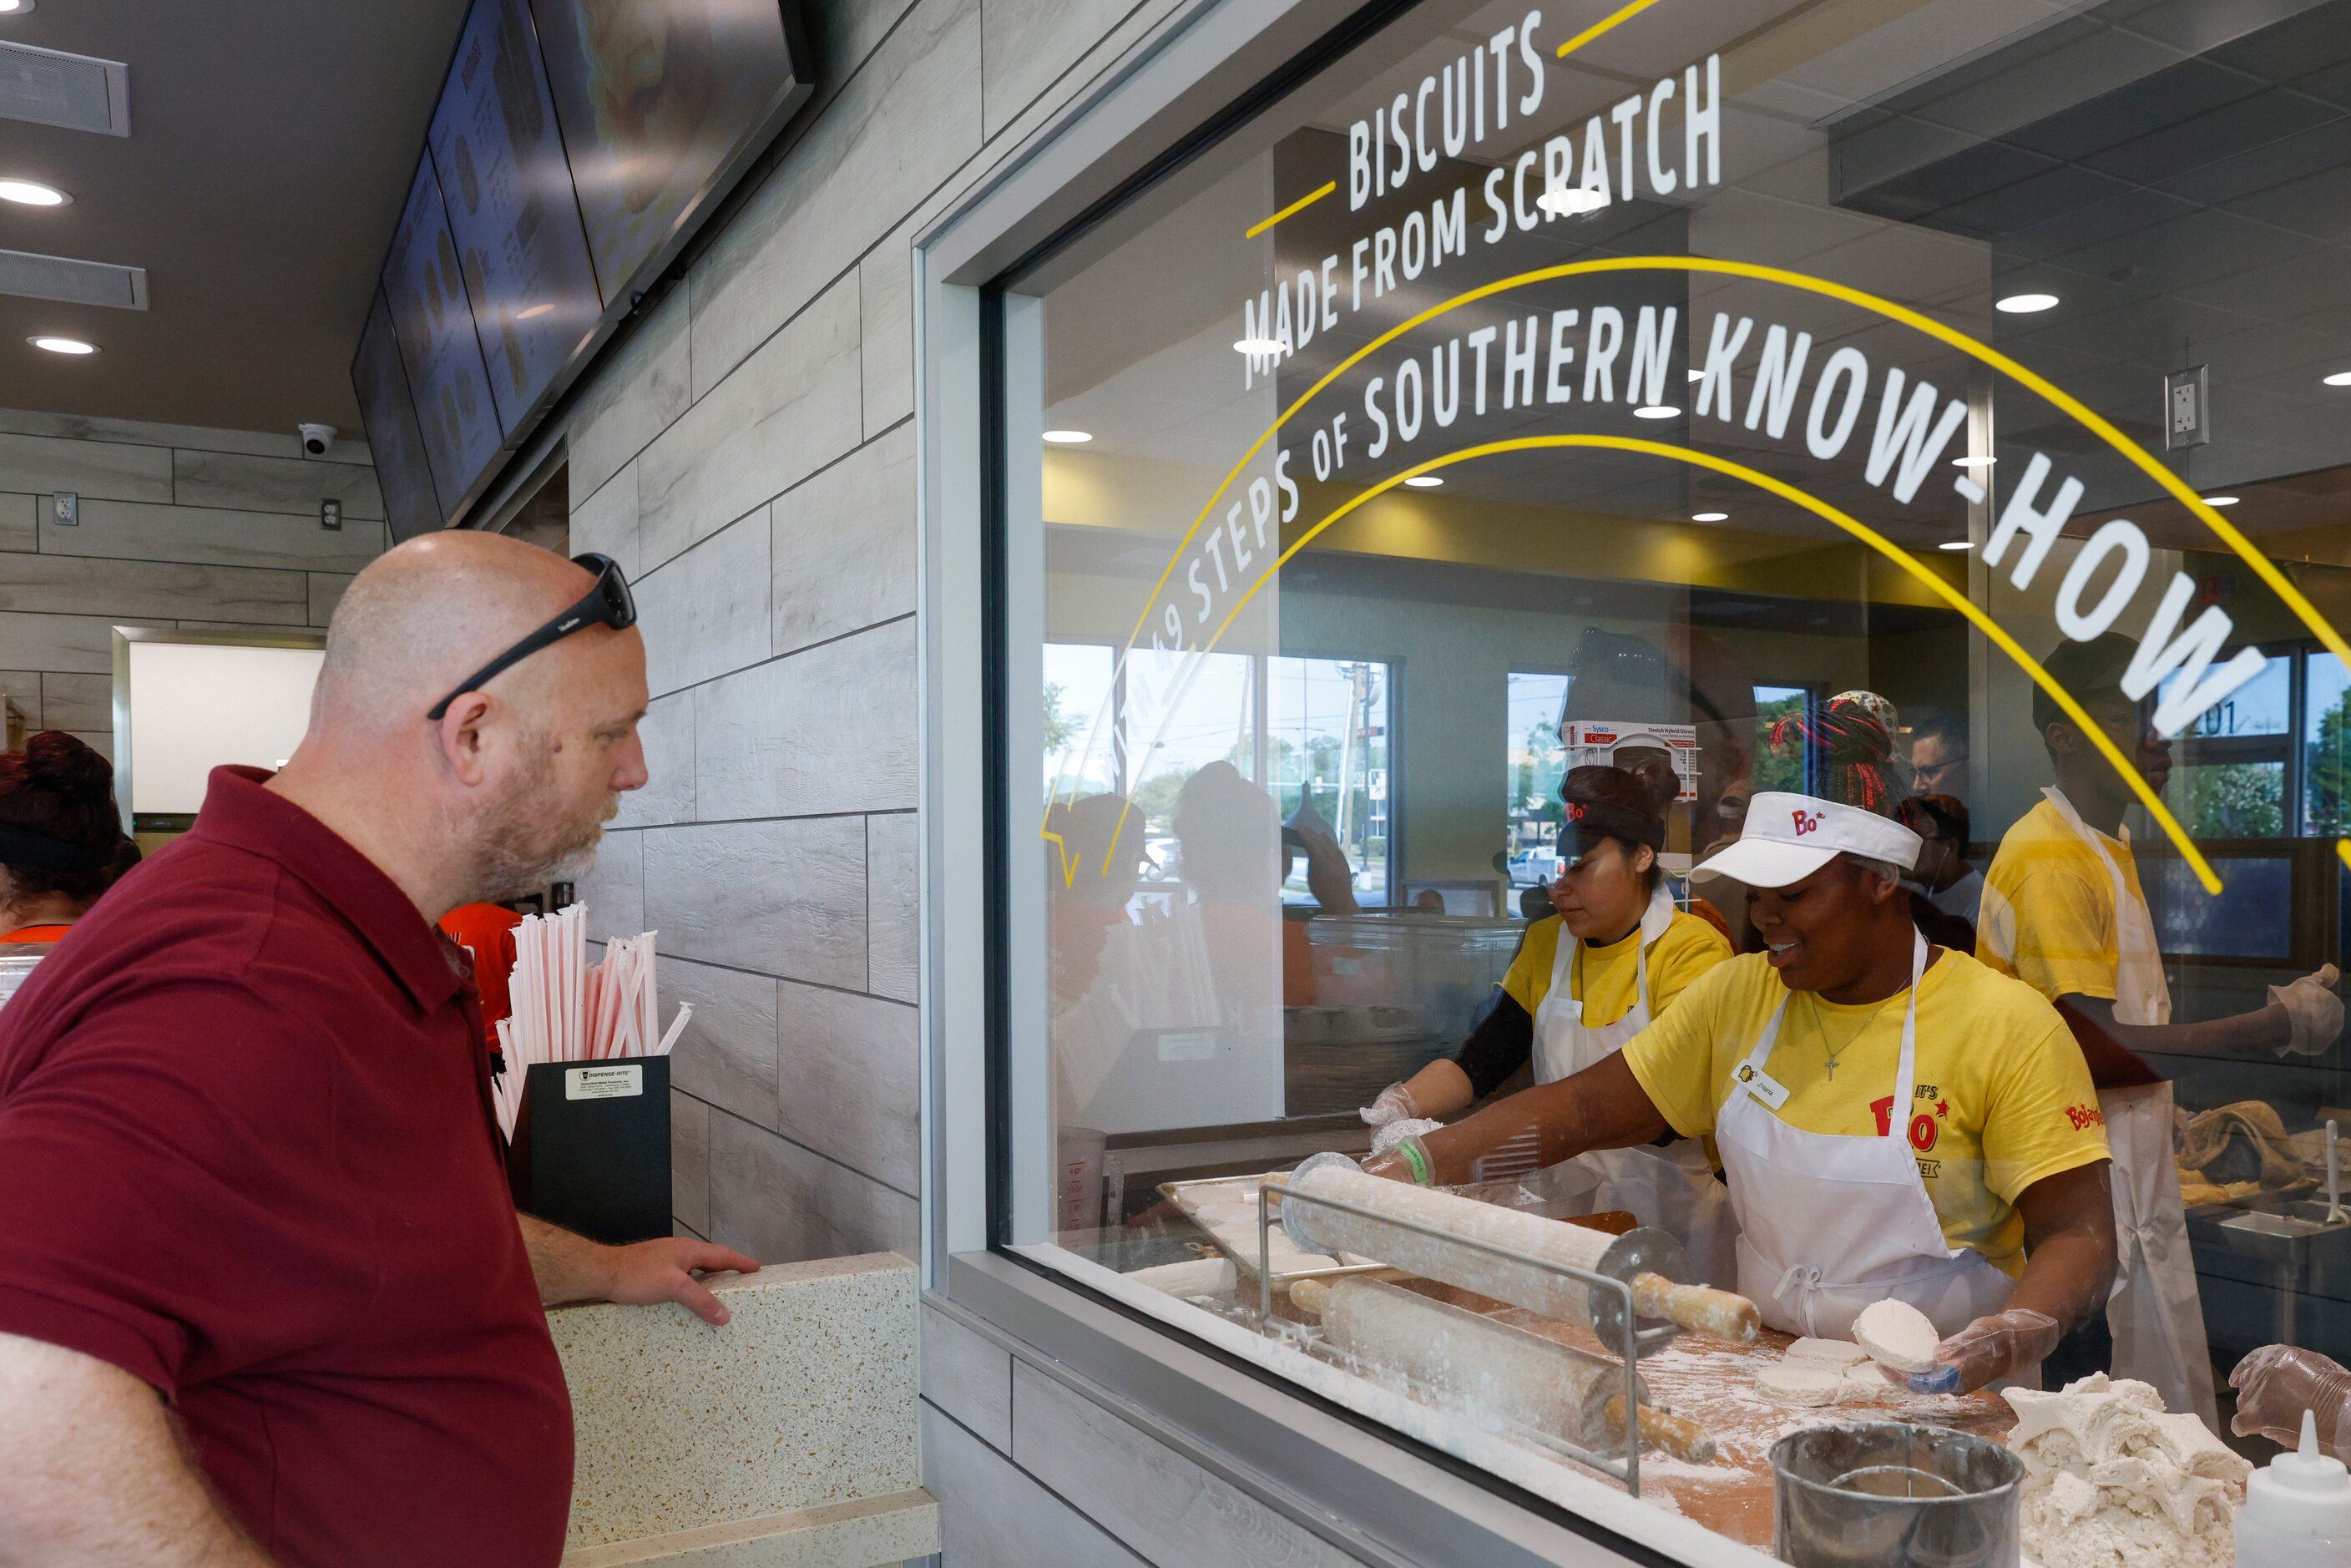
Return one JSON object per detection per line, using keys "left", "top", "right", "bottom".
{"left": 1792, "top": 808, "right": 1823, "bottom": 836}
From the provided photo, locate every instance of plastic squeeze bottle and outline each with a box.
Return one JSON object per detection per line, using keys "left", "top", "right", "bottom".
{"left": 2239, "top": 1409, "right": 2351, "bottom": 1565}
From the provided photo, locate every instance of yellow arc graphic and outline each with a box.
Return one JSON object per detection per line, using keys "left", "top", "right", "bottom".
{"left": 1084, "top": 255, "right": 2351, "bottom": 882}
{"left": 1206, "top": 435, "right": 2227, "bottom": 896}
{"left": 1557, "top": 0, "right": 1664, "bottom": 58}
{"left": 1244, "top": 181, "right": 1337, "bottom": 240}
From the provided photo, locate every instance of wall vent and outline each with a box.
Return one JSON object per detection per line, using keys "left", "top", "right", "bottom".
{"left": 0, "top": 40, "right": 129, "bottom": 136}
{"left": 0, "top": 249, "right": 147, "bottom": 310}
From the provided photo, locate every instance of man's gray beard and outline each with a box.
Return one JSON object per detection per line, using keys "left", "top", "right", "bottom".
{"left": 463, "top": 780, "right": 617, "bottom": 904}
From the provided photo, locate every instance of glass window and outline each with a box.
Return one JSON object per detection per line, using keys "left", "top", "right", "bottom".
{"left": 1003, "top": 1, "right": 2351, "bottom": 1548}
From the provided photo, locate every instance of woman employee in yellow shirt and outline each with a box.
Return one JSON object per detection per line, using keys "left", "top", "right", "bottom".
{"left": 1361, "top": 765, "right": 1735, "bottom": 1273}
{"left": 1369, "top": 720, "right": 2118, "bottom": 1393}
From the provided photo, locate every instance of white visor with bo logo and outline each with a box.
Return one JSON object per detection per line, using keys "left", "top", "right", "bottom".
{"left": 1691, "top": 791, "right": 1923, "bottom": 889}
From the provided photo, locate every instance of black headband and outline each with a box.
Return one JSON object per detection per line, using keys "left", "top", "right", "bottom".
{"left": 0, "top": 821, "right": 114, "bottom": 873}
{"left": 1561, "top": 796, "right": 1665, "bottom": 851}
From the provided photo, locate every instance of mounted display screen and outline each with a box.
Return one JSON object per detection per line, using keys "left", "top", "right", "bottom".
{"left": 427, "top": 0, "right": 604, "bottom": 434}
{"left": 379, "top": 156, "right": 507, "bottom": 519}
{"left": 352, "top": 0, "right": 809, "bottom": 530}
{"left": 349, "top": 289, "right": 445, "bottom": 544}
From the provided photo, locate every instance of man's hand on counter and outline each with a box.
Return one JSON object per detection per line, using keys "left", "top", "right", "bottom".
{"left": 518, "top": 1213, "right": 760, "bottom": 1326}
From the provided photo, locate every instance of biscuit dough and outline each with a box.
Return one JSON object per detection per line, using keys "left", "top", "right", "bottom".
{"left": 1755, "top": 1363, "right": 1846, "bottom": 1406}
{"left": 1853, "top": 1298, "right": 1939, "bottom": 1373}
{"left": 2004, "top": 1373, "right": 2249, "bottom": 1568}
{"left": 1784, "top": 1337, "right": 1869, "bottom": 1368}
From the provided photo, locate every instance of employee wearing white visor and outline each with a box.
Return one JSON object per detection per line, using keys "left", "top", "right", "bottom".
{"left": 1368, "top": 726, "right": 2118, "bottom": 1393}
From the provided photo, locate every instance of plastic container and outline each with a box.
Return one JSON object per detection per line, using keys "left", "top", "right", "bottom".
{"left": 1770, "top": 1421, "right": 2022, "bottom": 1566}
{"left": 0, "top": 947, "right": 48, "bottom": 1013}
{"left": 1302, "top": 913, "right": 1522, "bottom": 1042}
{"left": 2237, "top": 1409, "right": 2351, "bottom": 1565}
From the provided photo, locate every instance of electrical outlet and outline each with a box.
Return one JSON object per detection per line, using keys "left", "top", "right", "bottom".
{"left": 321, "top": 498, "right": 342, "bottom": 532}
{"left": 50, "top": 492, "right": 76, "bottom": 527}
{"left": 2164, "top": 365, "right": 2211, "bottom": 449}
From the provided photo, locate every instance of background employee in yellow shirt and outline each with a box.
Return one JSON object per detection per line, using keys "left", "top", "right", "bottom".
{"left": 1362, "top": 766, "right": 1735, "bottom": 1276}
{"left": 1373, "top": 718, "right": 2116, "bottom": 1393}
{"left": 1979, "top": 634, "right": 2340, "bottom": 1421}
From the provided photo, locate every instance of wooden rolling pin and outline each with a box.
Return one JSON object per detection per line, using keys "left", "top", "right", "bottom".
{"left": 1284, "top": 1162, "right": 1759, "bottom": 1344}
{"left": 1292, "top": 1277, "right": 1716, "bottom": 1464}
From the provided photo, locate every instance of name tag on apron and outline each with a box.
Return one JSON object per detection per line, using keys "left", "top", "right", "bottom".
{"left": 1736, "top": 1060, "right": 1791, "bottom": 1110}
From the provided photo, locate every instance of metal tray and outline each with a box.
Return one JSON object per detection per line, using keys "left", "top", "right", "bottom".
{"left": 1156, "top": 1171, "right": 1391, "bottom": 1283}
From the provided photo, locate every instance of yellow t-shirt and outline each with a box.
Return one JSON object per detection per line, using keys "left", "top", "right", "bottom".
{"left": 1621, "top": 949, "right": 2111, "bottom": 1277}
{"left": 1976, "top": 797, "right": 2144, "bottom": 1004}
{"left": 1501, "top": 908, "right": 1732, "bottom": 1026}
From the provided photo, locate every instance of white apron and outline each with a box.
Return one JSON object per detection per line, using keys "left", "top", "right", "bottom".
{"left": 1533, "top": 888, "right": 1739, "bottom": 1287}
{"left": 2037, "top": 787, "right": 2216, "bottom": 1426}
{"left": 1717, "top": 933, "right": 2020, "bottom": 1344}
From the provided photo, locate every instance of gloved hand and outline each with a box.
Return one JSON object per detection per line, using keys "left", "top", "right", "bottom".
{"left": 2231, "top": 1344, "right": 2351, "bottom": 1459}
{"left": 1360, "top": 1081, "right": 1420, "bottom": 1127}
{"left": 1371, "top": 1115, "right": 1443, "bottom": 1156}
{"left": 2271, "top": 964, "right": 2344, "bottom": 1058}
{"left": 1910, "top": 1308, "right": 2062, "bottom": 1395}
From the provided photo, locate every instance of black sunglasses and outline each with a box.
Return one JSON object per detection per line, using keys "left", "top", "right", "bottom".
{"left": 425, "top": 553, "right": 638, "bottom": 721}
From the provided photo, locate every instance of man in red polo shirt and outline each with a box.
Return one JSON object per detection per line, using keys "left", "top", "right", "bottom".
{"left": 0, "top": 534, "right": 756, "bottom": 1566}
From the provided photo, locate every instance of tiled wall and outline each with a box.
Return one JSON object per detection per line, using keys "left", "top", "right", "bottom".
{"left": 0, "top": 408, "right": 384, "bottom": 757}
{"left": 564, "top": 0, "right": 1189, "bottom": 1270}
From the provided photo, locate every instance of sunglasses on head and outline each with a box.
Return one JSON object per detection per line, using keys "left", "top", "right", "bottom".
{"left": 426, "top": 553, "right": 638, "bottom": 721}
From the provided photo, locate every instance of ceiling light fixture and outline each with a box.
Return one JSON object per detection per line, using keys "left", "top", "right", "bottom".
{"left": 2201, "top": 494, "right": 2240, "bottom": 507}
{"left": 28, "top": 335, "right": 94, "bottom": 355}
{"left": 1938, "top": 539, "right": 1974, "bottom": 551}
{"left": 514, "top": 302, "right": 553, "bottom": 321}
{"left": 1043, "top": 429, "right": 1093, "bottom": 444}
{"left": 1995, "top": 291, "right": 2060, "bottom": 314}
{"left": 2327, "top": 372, "right": 2351, "bottom": 387}
{"left": 1952, "top": 454, "right": 1995, "bottom": 468}
{"left": 0, "top": 178, "right": 67, "bottom": 206}
{"left": 1535, "top": 186, "right": 1606, "bottom": 217}
{"left": 1691, "top": 511, "right": 1728, "bottom": 522}
{"left": 1632, "top": 404, "right": 1681, "bottom": 420}
{"left": 1686, "top": 367, "right": 1706, "bottom": 382}
{"left": 0, "top": 2, "right": 37, "bottom": 14}
{"left": 1233, "top": 336, "right": 1284, "bottom": 357}
{"left": 1403, "top": 475, "right": 1443, "bottom": 488}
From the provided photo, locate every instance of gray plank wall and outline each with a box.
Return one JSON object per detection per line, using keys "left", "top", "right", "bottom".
{"left": 566, "top": 0, "right": 1190, "bottom": 1275}
{"left": 0, "top": 409, "right": 386, "bottom": 759}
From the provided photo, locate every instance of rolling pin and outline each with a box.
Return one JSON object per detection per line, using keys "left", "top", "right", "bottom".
{"left": 1291, "top": 1277, "right": 1716, "bottom": 1464}
{"left": 1281, "top": 1157, "right": 1759, "bottom": 1345}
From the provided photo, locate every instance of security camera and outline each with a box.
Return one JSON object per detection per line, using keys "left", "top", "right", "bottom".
{"left": 298, "top": 422, "right": 338, "bottom": 458}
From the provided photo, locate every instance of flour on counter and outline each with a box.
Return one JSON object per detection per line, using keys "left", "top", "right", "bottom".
{"left": 2004, "top": 1372, "right": 2249, "bottom": 1568}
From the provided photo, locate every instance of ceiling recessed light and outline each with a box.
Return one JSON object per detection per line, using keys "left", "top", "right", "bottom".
{"left": 0, "top": 179, "right": 67, "bottom": 207}
{"left": 1995, "top": 291, "right": 2060, "bottom": 314}
{"left": 2201, "top": 494, "right": 2240, "bottom": 507}
{"left": 1042, "top": 429, "right": 1093, "bottom": 445}
{"left": 0, "top": 2, "right": 37, "bottom": 14}
{"left": 1691, "top": 511, "right": 1728, "bottom": 522}
{"left": 1686, "top": 367, "right": 1706, "bottom": 382}
{"left": 28, "top": 336, "right": 94, "bottom": 355}
{"left": 514, "top": 302, "right": 553, "bottom": 321}
{"left": 1536, "top": 186, "right": 1606, "bottom": 217}
{"left": 1632, "top": 404, "right": 1681, "bottom": 420}
{"left": 1233, "top": 336, "right": 1285, "bottom": 357}
{"left": 1403, "top": 474, "right": 1443, "bottom": 488}
{"left": 2326, "top": 371, "right": 2351, "bottom": 387}
{"left": 1938, "top": 539, "right": 1974, "bottom": 551}
{"left": 1952, "top": 454, "right": 1995, "bottom": 468}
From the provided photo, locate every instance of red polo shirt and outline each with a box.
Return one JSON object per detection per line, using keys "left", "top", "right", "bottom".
{"left": 0, "top": 767, "right": 571, "bottom": 1565}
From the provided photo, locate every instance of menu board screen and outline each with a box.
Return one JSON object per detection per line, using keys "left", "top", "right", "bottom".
{"left": 349, "top": 290, "right": 446, "bottom": 544}
{"left": 427, "top": 0, "right": 603, "bottom": 432}
{"left": 528, "top": 0, "right": 806, "bottom": 302}
{"left": 381, "top": 158, "right": 507, "bottom": 516}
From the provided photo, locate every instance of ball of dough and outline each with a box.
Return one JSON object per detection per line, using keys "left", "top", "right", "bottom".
{"left": 1786, "top": 1338, "right": 1869, "bottom": 1368}
{"left": 1757, "top": 1363, "right": 1847, "bottom": 1407}
{"left": 1853, "top": 1299, "right": 1940, "bottom": 1374}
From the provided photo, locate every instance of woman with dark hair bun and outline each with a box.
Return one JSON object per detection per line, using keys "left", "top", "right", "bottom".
{"left": 0, "top": 732, "right": 138, "bottom": 943}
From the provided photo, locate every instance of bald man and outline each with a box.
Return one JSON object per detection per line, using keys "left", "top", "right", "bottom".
{"left": 0, "top": 534, "right": 756, "bottom": 1568}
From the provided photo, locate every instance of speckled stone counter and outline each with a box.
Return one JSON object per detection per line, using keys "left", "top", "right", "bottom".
{"left": 553, "top": 1252, "right": 932, "bottom": 1565}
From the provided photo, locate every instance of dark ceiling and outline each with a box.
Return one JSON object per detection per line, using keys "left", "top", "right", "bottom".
{"left": 0, "top": 0, "right": 471, "bottom": 436}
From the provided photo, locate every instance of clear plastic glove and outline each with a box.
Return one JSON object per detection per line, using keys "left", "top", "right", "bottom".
{"left": 1371, "top": 1115, "right": 1443, "bottom": 1157}
{"left": 2232, "top": 1344, "right": 2351, "bottom": 1459}
{"left": 1360, "top": 1081, "right": 1420, "bottom": 1127}
{"left": 2271, "top": 964, "right": 2344, "bottom": 1058}
{"left": 1909, "top": 1308, "right": 2062, "bottom": 1395}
